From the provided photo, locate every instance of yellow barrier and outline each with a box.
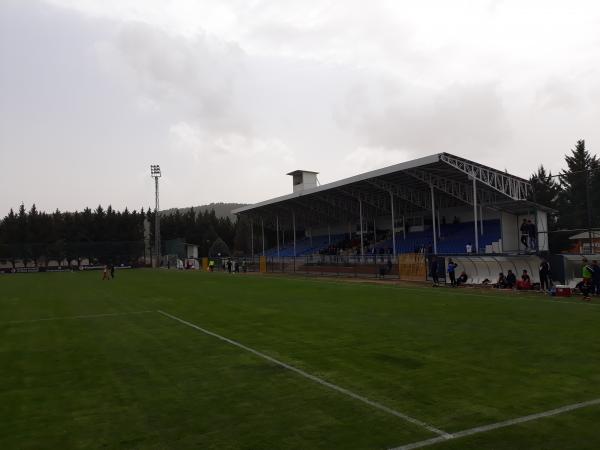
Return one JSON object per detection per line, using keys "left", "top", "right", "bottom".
{"left": 398, "top": 253, "right": 426, "bottom": 281}
{"left": 259, "top": 256, "right": 267, "bottom": 273}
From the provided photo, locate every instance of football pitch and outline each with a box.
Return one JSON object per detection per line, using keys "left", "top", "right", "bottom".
{"left": 1, "top": 270, "right": 600, "bottom": 449}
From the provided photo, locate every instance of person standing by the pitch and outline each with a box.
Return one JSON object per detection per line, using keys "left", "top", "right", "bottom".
{"left": 539, "top": 258, "right": 550, "bottom": 291}
{"left": 447, "top": 258, "right": 458, "bottom": 287}
{"left": 110, "top": 263, "right": 115, "bottom": 279}
{"left": 580, "top": 258, "right": 593, "bottom": 301}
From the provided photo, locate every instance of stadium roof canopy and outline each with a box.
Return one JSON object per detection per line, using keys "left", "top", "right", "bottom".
{"left": 232, "top": 153, "right": 553, "bottom": 227}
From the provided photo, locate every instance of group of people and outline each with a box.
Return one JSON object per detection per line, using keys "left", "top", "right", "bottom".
{"left": 494, "top": 269, "right": 528, "bottom": 289}
{"left": 216, "top": 258, "right": 246, "bottom": 274}
{"left": 430, "top": 257, "right": 555, "bottom": 291}
{"left": 578, "top": 258, "right": 600, "bottom": 301}
{"left": 429, "top": 257, "right": 467, "bottom": 287}
{"left": 520, "top": 219, "right": 538, "bottom": 251}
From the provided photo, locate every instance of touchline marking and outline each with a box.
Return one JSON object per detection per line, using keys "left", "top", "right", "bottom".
{"left": 390, "top": 397, "right": 600, "bottom": 450}
{"left": 2, "top": 310, "right": 155, "bottom": 325}
{"left": 157, "top": 309, "right": 450, "bottom": 438}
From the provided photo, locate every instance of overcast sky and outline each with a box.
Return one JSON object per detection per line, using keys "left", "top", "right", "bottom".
{"left": 1, "top": 0, "right": 600, "bottom": 216}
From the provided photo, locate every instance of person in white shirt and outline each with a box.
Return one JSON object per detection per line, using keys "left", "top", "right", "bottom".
{"left": 466, "top": 243, "right": 473, "bottom": 254}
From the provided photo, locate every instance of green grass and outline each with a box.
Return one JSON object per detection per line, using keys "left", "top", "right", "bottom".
{"left": 1, "top": 269, "right": 600, "bottom": 449}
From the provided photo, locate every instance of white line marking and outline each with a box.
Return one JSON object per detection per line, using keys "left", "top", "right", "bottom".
{"left": 157, "top": 309, "right": 450, "bottom": 438}
{"left": 1, "top": 310, "right": 155, "bottom": 325}
{"left": 390, "top": 397, "right": 600, "bottom": 449}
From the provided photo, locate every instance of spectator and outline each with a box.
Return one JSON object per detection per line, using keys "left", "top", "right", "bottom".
{"left": 387, "top": 259, "right": 393, "bottom": 274}
{"left": 516, "top": 269, "right": 532, "bottom": 290}
{"left": 520, "top": 219, "right": 529, "bottom": 249}
{"left": 429, "top": 256, "right": 439, "bottom": 286}
{"left": 539, "top": 258, "right": 551, "bottom": 291}
{"left": 465, "top": 242, "right": 472, "bottom": 254}
{"left": 447, "top": 258, "right": 458, "bottom": 287}
{"left": 506, "top": 269, "right": 517, "bottom": 288}
{"left": 528, "top": 220, "right": 537, "bottom": 250}
{"left": 456, "top": 271, "right": 468, "bottom": 286}
{"left": 494, "top": 272, "right": 507, "bottom": 289}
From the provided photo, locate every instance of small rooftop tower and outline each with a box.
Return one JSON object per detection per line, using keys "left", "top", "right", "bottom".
{"left": 287, "top": 170, "right": 319, "bottom": 193}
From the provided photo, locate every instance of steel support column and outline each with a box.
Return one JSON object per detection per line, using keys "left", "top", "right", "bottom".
{"left": 276, "top": 216, "right": 280, "bottom": 258}
{"left": 430, "top": 185, "right": 437, "bottom": 254}
{"left": 250, "top": 220, "right": 254, "bottom": 258}
{"left": 472, "top": 177, "right": 479, "bottom": 253}
{"left": 480, "top": 204, "right": 484, "bottom": 236}
{"left": 359, "top": 198, "right": 364, "bottom": 259}
{"left": 374, "top": 219, "right": 377, "bottom": 242}
{"left": 154, "top": 177, "right": 160, "bottom": 268}
{"left": 292, "top": 211, "right": 297, "bottom": 257}
{"left": 390, "top": 191, "right": 396, "bottom": 257}
{"left": 261, "top": 218, "right": 265, "bottom": 256}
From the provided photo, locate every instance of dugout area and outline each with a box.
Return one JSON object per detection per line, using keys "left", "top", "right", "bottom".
{"left": 1, "top": 269, "right": 600, "bottom": 450}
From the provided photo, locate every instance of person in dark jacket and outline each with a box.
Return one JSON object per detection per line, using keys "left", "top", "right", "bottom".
{"left": 447, "top": 258, "right": 458, "bottom": 287}
{"left": 494, "top": 272, "right": 507, "bottom": 289}
{"left": 520, "top": 219, "right": 529, "bottom": 249}
{"left": 528, "top": 220, "right": 537, "bottom": 250}
{"left": 506, "top": 269, "right": 517, "bottom": 288}
{"left": 429, "top": 256, "right": 439, "bottom": 286}
{"left": 539, "top": 259, "right": 550, "bottom": 291}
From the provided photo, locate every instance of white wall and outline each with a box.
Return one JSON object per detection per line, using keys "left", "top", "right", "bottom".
{"left": 186, "top": 245, "right": 199, "bottom": 259}
{"left": 536, "top": 210, "right": 549, "bottom": 251}
{"left": 501, "top": 212, "right": 519, "bottom": 252}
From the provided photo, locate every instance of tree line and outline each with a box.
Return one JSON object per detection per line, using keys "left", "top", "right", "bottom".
{"left": 529, "top": 139, "right": 600, "bottom": 251}
{"left": 0, "top": 203, "right": 251, "bottom": 260}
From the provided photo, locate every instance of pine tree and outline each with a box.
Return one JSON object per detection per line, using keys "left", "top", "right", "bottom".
{"left": 558, "top": 140, "right": 599, "bottom": 230}
{"left": 529, "top": 165, "right": 559, "bottom": 209}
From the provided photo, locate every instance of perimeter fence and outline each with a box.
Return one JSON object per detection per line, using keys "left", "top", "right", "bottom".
{"left": 0, "top": 241, "right": 148, "bottom": 272}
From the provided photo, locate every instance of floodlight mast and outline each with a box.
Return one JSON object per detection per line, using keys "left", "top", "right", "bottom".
{"left": 150, "top": 165, "right": 161, "bottom": 268}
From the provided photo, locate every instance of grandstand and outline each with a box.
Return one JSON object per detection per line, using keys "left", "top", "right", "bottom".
{"left": 233, "top": 153, "right": 552, "bottom": 258}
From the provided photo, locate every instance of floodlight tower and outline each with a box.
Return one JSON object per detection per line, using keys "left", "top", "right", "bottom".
{"left": 150, "top": 165, "right": 161, "bottom": 268}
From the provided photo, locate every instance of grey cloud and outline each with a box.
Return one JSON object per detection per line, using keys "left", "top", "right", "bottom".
{"left": 534, "top": 79, "right": 579, "bottom": 110}
{"left": 105, "top": 22, "right": 247, "bottom": 132}
{"left": 337, "top": 82, "right": 511, "bottom": 156}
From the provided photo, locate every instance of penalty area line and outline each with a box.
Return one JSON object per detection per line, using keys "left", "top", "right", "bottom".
{"left": 390, "top": 397, "right": 600, "bottom": 450}
{"left": 1, "top": 310, "right": 155, "bottom": 325}
{"left": 156, "top": 309, "right": 450, "bottom": 438}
